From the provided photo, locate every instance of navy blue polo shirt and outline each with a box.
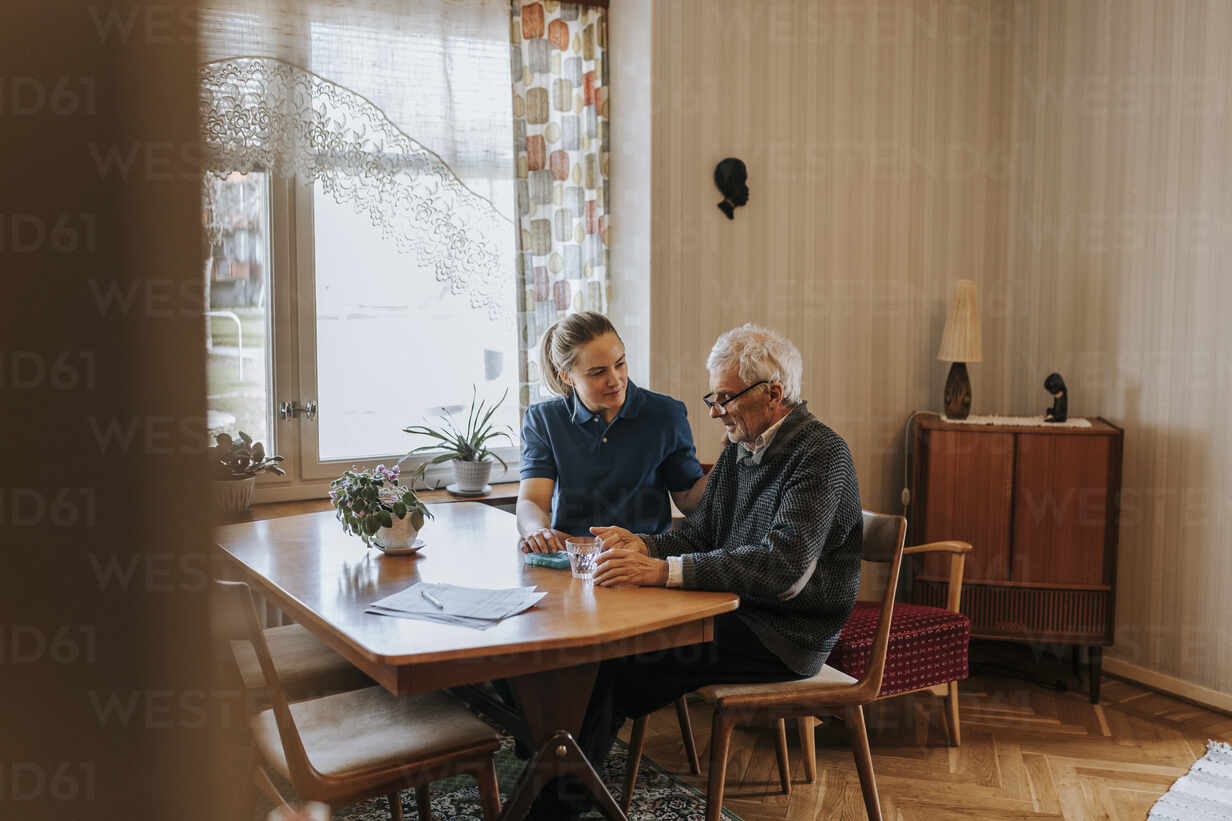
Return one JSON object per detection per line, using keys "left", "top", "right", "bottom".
{"left": 520, "top": 381, "right": 704, "bottom": 537}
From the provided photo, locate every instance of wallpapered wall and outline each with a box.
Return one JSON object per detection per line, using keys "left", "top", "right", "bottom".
{"left": 1003, "top": 0, "right": 1232, "bottom": 702}
{"left": 640, "top": 0, "right": 1232, "bottom": 700}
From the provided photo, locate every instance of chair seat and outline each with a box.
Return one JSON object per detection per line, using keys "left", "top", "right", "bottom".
{"left": 251, "top": 687, "right": 501, "bottom": 781}
{"left": 697, "top": 665, "right": 857, "bottom": 702}
{"left": 231, "top": 623, "right": 372, "bottom": 695}
{"left": 831, "top": 602, "right": 970, "bottom": 697}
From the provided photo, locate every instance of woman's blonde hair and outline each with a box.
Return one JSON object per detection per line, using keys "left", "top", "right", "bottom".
{"left": 538, "top": 312, "right": 622, "bottom": 397}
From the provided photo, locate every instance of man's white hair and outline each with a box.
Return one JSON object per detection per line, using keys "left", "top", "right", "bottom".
{"left": 706, "top": 324, "right": 803, "bottom": 405}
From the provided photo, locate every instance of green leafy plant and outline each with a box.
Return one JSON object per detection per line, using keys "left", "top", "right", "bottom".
{"left": 329, "top": 464, "right": 433, "bottom": 548}
{"left": 209, "top": 431, "right": 286, "bottom": 480}
{"left": 402, "top": 387, "right": 513, "bottom": 476}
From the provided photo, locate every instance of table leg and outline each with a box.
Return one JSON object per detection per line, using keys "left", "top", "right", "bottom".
{"left": 500, "top": 730, "right": 626, "bottom": 821}
{"left": 1088, "top": 646, "right": 1103, "bottom": 704}
{"left": 498, "top": 663, "right": 627, "bottom": 821}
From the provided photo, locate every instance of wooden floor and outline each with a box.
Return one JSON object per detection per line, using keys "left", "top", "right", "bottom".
{"left": 621, "top": 675, "right": 1232, "bottom": 821}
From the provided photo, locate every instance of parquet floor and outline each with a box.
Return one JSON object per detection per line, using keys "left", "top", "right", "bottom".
{"left": 622, "top": 675, "right": 1232, "bottom": 821}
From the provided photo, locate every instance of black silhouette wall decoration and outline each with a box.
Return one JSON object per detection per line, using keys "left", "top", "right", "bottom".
{"left": 714, "top": 158, "right": 749, "bottom": 220}
{"left": 1043, "top": 372, "right": 1068, "bottom": 422}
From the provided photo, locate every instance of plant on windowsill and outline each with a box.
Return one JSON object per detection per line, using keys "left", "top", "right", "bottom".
{"left": 209, "top": 431, "right": 286, "bottom": 514}
{"left": 330, "top": 464, "right": 434, "bottom": 554}
{"left": 402, "top": 387, "right": 513, "bottom": 496}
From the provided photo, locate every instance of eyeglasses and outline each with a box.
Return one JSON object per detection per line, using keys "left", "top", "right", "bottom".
{"left": 702, "top": 380, "right": 769, "bottom": 413}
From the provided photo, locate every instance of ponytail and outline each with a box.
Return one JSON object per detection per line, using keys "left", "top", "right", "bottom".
{"left": 539, "top": 322, "right": 571, "bottom": 397}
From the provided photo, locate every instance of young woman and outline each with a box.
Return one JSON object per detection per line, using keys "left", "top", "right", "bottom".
{"left": 517, "top": 312, "right": 707, "bottom": 553}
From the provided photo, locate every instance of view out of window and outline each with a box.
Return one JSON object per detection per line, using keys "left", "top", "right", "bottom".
{"left": 312, "top": 182, "right": 520, "bottom": 462}
{"left": 204, "top": 171, "right": 273, "bottom": 447}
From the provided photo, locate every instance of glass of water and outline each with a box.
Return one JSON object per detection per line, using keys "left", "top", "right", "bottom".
{"left": 564, "top": 536, "right": 601, "bottom": 580}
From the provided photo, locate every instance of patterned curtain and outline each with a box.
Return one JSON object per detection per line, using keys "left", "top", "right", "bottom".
{"left": 510, "top": 0, "right": 610, "bottom": 407}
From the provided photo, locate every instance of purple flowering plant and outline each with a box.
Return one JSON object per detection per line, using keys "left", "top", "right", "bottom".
{"left": 329, "top": 464, "right": 433, "bottom": 548}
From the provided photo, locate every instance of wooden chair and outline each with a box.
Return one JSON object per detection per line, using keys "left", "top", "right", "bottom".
{"left": 787, "top": 532, "right": 972, "bottom": 785}
{"left": 630, "top": 525, "right": 974, "bottom": 798}
{"left": 216, "top": 580, "right": 503, "bottom": 821}
{"left": 620, "top": 694, "right": 702, "bottom": 812}
{"left": 624, "top": 511, "right": 907, "bottom": 821}
{"left": 229, "top": 621, "right": 375, "bottom": 704}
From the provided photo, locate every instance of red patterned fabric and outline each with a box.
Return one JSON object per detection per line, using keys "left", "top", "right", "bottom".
{"left": 830, "top": 603, "right": 970, "bottom": 697}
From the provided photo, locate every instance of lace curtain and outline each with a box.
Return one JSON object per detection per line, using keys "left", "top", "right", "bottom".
{"left": 510, "top": 1, "right": 610, "bottom": 404}
{"left": 198, "top": 0, "right": 517, "bottom": 316}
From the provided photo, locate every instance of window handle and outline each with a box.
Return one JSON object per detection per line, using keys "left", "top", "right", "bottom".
{"left": 279, "top": 400, "right": 318, "bottom": 421}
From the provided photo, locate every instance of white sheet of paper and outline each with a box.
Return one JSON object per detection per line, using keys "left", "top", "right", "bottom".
{"left": 364, "top": 605, "right": 505, "bottom": 630}
{"left": 367, "top": 582, "right": 546, "bottom": 625}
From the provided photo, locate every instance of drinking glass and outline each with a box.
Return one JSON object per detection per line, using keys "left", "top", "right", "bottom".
{"left": 564, "top": 536, "right": 601, "bottom": 580}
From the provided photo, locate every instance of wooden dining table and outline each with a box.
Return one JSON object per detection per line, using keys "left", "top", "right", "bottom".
{"left": 214, "top": 502, "right": 739, "bottom": 820}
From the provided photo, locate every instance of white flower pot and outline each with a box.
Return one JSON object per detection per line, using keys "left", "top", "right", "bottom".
{"left": 213, "top": 476, "right": 256, "bottom": 514}
{"left": 375, "top": 514, "right": 421, "bottom": 551}
{"left": 452, "top": 459, "right": 494, "bottom": 492}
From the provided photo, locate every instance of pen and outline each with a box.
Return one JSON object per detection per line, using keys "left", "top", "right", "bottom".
{"left": 421, "top": 588, "right": 445, "bottom": 609}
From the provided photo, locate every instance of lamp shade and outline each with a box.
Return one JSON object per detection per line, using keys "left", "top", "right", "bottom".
{"left": 936, "top": 279, "right": 983, "bottom": 363}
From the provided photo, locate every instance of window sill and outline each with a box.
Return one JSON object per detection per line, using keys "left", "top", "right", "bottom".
{"left": 232, "top": 481, "right": 521, "bottom": 523}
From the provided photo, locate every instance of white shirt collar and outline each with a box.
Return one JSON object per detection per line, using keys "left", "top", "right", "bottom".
{"left": 738, "top": 408, "right": 793, "bottom": 463}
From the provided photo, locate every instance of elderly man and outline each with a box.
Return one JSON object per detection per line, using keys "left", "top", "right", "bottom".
{"left": 530, "top": 323, "right": 863, "bottom": 819}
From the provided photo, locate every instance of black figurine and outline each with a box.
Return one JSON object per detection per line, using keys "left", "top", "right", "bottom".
{"left": 714, "top": 158, "right": 749, "bottom": 220}
{"left": 1043, "top": 372, "right": 1068, "bottom": 422}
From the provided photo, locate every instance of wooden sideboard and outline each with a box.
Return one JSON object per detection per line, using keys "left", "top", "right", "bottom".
{"left": 908, "top": 413, "right": 1123, "bottom": 703}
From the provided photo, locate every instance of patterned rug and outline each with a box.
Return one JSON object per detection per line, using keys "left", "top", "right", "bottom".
{"left": 333, "top": 736, "right": 742, "bottom": 821}
{"left": 1149, "top": 740, "right": 1232, "bottom": 820}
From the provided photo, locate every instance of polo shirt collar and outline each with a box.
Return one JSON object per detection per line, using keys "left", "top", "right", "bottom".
{"left": 617, "top": 380, "right": 646, "bottom": 420}
{"left": 569, "top": 391, "right": 597, "bottom": 425}
{"left": 569, "top": 380, "right": 645, "bottom": 426}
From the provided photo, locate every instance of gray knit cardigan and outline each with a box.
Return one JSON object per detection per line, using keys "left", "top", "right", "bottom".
{"left": 642, "top": 403, "right": 863, "bottom": 676}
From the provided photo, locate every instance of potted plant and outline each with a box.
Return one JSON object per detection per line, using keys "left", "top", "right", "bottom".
{"left": 330, "top": 464, "right": 434, "bottom": 554}
{"left": 209, "top": 431, "right": 286, "bottom": 513}
{"left": 402, "top": 387, "right": 513, "bottom": 494}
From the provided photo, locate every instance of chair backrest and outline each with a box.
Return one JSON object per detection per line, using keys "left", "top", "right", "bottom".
{"left": 862, "top": 510, "right": 906, "bottom": 564}
{"left": 851, "top": 511, "right": 908, "bottom": 699}
{"left": 213, "top": 579, "right": 319, "bottom": 789}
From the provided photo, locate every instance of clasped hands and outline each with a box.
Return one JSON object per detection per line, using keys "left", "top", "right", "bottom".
{"left": 517, "top": 524, "right": 667, "bottom": 587}
{"left": 588, "top": 525, "right": 668, "bottom": 587}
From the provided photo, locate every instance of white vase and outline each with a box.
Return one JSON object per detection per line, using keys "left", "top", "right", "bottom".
{"left": 452, "top": 459, "right": 493, "bottom": 492}
{"left": 213, "top": 476, "right": 256, "bottom": 513}
{"left": 375, "top": 514, "right": 421, "bottom": 551}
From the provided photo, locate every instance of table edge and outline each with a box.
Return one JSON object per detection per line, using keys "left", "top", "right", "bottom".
{"left": 214, "top": 541, "right": 740, "bottom": 666}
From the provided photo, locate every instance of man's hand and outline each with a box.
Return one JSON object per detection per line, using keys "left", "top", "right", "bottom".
{"left": 519, "top": 527, "right": 569, "bottom": 554}
{"left": 593, "top": 548, "right": 668, "bottom": 588}
{"left": 588, "top": 525, "right": 649, "bottom": 555}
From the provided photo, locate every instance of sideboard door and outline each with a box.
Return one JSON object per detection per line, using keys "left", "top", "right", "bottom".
{"left": 1012, "top": 433, "right": 1113, "bottom": 586}
{"left": 920, "top": 430, "right": 1015, "bottom": 582}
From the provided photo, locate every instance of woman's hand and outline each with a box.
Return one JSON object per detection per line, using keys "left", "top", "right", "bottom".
{"left": 588, "top": 525, "right": 648, "bottom": 555}
{"left": 519, "top": 527, "right": 569, "bottom": 554}
{"left": 593, "top": 549, "right": 668, "bottom": 587}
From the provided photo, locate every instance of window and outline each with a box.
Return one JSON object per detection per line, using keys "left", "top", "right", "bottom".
{"left": 200, "top": 5, "right": 524, "bottom": 499}
{"left": 201, "top": 102, "right": 519, "bottom": 496}
{"left": 204, "top": 171, "right": 274, "bottom": 449}
{"left": 203, "top": 170, "right": 521, "bottom": 497}
{"left": 310, "top": 181, "right": 520, "bottom": 464}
